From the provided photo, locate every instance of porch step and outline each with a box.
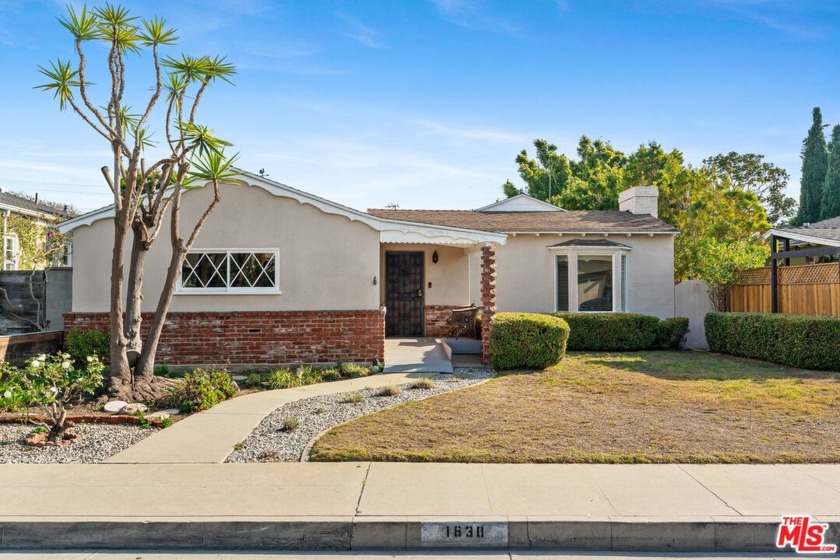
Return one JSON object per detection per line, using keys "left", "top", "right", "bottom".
{"left": 383, "top": 338, "right": 454, "bottom": 374}
{"left": 443, "top": 337, "right": 482, "bottom": 354}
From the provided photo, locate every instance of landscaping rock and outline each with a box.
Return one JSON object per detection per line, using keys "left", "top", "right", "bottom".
{"left": 145, "top": 411, "right": 171, "bottom": 421}
{"left": 163, "top": 408, "right": 181, "bottom": 416}
{"left": 103, "top": 400, "right": 128, "bottom": 413}
{"left": 226, "top": 367, "right": 494, "bottom": 464}
{"left": 1, "top": 423, "right": 157, "bottom": 463}
{"left": 119, "top": 403, "right": 148, "bottom": 414}
{"left": 24, "top": 429, "right": 78, "bottom": 447}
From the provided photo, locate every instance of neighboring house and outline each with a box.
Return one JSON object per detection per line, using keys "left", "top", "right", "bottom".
{"left": 58, "top": 172, "right": 677, "bottom": 367}
{"left": 731, "top": 217, "right": 840, "bottom": 316}
{"left": 765, "top": 216, "right": 840, "bottom": 266}
{"left": 0, "top": 189, "right": 74, "bottom": 270}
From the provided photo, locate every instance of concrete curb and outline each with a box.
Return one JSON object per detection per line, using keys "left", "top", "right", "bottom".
{"left": 0, "top": 518, "right": 792, "bottom": 552}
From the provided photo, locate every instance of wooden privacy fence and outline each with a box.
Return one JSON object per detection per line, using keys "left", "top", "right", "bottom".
{"left": 728, "top": 262, "right": 840, "bottom": 316}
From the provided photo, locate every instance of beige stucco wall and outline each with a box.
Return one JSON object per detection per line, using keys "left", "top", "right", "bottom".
{"left": 474, "top": 234, "right": 675, "bottom": 318}
{"left": 379, "top": 244, "right": 471, "bottom": 306}
{"left": 71, "top": 183, "right": 381, "bottom": 312}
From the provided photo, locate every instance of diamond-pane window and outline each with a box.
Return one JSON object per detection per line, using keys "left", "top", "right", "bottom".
{"left": 180, "top": 250, "right": 279, "bottom": 293}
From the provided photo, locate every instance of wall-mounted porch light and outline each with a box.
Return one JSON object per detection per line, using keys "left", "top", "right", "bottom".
{"left": 432, "top": 250, "right": 439, "bottom": 264}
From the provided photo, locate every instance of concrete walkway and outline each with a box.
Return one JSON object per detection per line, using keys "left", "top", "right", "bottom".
{"left": 383, "top": 338, "right": 454, "bottom": 374}
{"left": 107, "top": 372, "right": 430, "bottom": 464}
{"left": 0, "top": 463, "right": 838, "bottom": 550}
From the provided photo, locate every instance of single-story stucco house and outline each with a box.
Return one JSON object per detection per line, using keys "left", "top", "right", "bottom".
{"left": 58, "top": 170, "right": 677, "bottom": 366}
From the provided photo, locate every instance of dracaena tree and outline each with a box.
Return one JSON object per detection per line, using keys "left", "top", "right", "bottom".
{"left": 37, "top": 4, "right": 238, "bottom": 401}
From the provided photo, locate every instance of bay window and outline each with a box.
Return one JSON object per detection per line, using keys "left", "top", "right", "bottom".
{"left": 553, "top": 244, "right": 629, "bottom": 312}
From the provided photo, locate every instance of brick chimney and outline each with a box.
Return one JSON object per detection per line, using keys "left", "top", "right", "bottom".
{"left": 619, "top": 186, "right": 659, "bottom": 218}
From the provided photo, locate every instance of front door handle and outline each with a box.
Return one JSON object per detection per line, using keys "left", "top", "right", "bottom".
{"left": 416, "top": 289, "right": 423, "bottom": 298}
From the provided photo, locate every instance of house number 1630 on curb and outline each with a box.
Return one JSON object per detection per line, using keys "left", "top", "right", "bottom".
{"left": 446, "top": 525, "right": 484, "bottom": 538}
{"left": 420, "top": 522, "right": 508, "bottom": 547}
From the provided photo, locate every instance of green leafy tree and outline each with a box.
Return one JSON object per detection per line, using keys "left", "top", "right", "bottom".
{"left": 37, "top": 5, "right": 237, "bottom": 402}
{"left": 692, "top": 239, "right": 769, "bottom": 311}
{"left": 503, "top": 136, "right": 772, "bottom": 286}
{"left": 703, "top": 152, "right": 796, "bottom": 225}
{"left": 673, "top": 176, "right": 770, "bottom": 283}
{"left": 820, "top": 125, "right": 840, "bottom": 220}
{"left": 797, "top": 107, "right": 829, "bottom": 224}
{"left": 509, "top": 137, "right": 624, "bottom": 210}
{"left": 560, "top": 137, "right": 626, "bottom": 210}
{"left": 512, "top": 139, "right": 575, "bottom": 202}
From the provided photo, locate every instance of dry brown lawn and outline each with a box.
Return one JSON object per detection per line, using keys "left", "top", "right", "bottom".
{"left": 309, "top": 351, "right": 840, "bottom": 463}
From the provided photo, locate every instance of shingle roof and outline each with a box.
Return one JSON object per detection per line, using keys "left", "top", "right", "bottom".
{"left": 548, "top": 238, "right": 632, "bottom": 249}
{"left": 0, "top": 191, "right": 72, "bottom": 217}
{"left": 809, "top": 216, "right": 840, "bottom": 229}
{"left": 366, "top": 209, "right": 678, "bottom": 234}
{"left": 776, "top": 227, "right": 840, "bottom": 244}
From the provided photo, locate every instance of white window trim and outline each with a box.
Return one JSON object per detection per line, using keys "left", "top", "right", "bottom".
{"left": 176, "top": 248, "right": 282, "bottom": 295}
{"left": 60, "top": 241, "right": 72, "bottom": 267}
{"left": 3, "top": 234, "right": 18, "bottom": 271}
{"left": 550, "top": 247, "right": 631, "bottom": 313}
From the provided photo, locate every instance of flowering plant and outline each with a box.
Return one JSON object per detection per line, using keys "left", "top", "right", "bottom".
{"left": 0, "top": 353, "right": 104, "bottom": 441}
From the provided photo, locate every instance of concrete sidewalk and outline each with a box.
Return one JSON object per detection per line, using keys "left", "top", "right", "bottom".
{"left": 107, "top": 372, "right": 428, "bottom": 464}
{"left": 0, "top": 463, "right": 838, "bottom": 551}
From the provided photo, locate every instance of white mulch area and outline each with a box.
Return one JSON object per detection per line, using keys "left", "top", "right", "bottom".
{"left": 0, "top": 422, "right": 158, "bottom": 464}
{"left": 226, "top": 368, "right": 493, "bottom": 463}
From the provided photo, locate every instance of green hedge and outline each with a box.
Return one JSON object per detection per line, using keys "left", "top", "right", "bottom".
{"left": 654, "top": 317, "right": 691, "bottom": 350}
{"left": 64, "top": 327, "right": 110, "bottom": 366}
{"left": 489, "top": 312, "right": 570, "bottom": 370}
{"left": 552, "top": 313, "right": 688, "bottom": 351}
{"left": 705, "top": 312, "right": 840, "bottom": 371}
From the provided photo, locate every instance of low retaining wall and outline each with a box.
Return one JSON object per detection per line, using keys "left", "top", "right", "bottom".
{"left": 425, "top": 305, "right": 479, "bottom": 338}
{"left": 64, "top": 310, "right": 385, "bottom": 367}
{"left": 0, "top": 331, "right": 63, "bottom": 366}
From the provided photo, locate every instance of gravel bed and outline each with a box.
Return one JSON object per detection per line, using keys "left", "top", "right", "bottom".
{"left": 0, "top": 423, "right": 158, "bottom": 464}
{"left": 226, "top": 368, "right": 494, "bottom": 463}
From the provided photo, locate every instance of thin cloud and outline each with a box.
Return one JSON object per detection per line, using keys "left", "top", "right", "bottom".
{"left": 244, "top": 42, "right": 323, "bottom": 60}
{"left": 429, "top": 0, "right": 522, "bottom": 36}
{"left": 404, "top": 117, "right": 526, "bottom": 144}
{"left": 337, "top": 14, "right": 383, "bottom": 49}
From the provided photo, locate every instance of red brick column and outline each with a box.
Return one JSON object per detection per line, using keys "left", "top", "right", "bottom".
{"left": 480, "top": 244, "right": 497, "bottom": 366}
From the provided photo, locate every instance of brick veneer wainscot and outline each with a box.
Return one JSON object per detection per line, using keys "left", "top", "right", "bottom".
{"left": 64, "top": 310, "right": 385, "bottom": 366}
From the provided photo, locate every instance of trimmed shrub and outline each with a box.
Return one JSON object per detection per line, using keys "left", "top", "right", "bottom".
{"left": 490, "top": 312, "right": 570, "bottom": 370}
{"left": 160, "top": 368, "right": 239, "bottom": 413}
{"left": 64, "top": 327, "right": 110, "bottom": 366}
{"left": 339, "top": 363, "right": 372, "bottom": 378}
{"left": 653, "top": 317, "right": 690, "bottom": 350}
{"left": 705, "top": 312, "right": 840, "bottom": 371}
{"left": 554, "top": 313, "right": 659, "bottom": 350}
{"left": 266, "top": 368, "right": 300, "bottom": 390}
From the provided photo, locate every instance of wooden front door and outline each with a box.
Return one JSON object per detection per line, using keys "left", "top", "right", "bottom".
{"left": 385, "top": 252, "right": 424, "bottom": 336}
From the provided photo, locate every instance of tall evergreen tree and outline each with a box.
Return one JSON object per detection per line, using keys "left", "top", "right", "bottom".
{"left": 820, "top": 125, "right": 840, "bottom": 220}
{"left": 798, "top": 107, "right": 829, "bottom": 224}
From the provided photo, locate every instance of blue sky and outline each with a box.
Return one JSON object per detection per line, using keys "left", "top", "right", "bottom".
{"left": 1, "top": 0, "right": 839, "bottom": 213}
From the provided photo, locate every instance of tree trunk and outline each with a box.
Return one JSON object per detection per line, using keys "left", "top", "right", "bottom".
{"left": 124, "top": 220, "right": 148, "bottom": 354}
{"left": 133, "top": 246, "right": 186, "bottom": 380}
{"left": 107, "top": 210, "right": 131, "bottom": 397}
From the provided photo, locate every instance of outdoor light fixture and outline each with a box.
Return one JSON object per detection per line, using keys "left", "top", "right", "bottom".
{"left": 432, "top": 250, "right": 439, "bottom": 263}
{"left": 373, "top": 276, "right": 377, "bottom": 285}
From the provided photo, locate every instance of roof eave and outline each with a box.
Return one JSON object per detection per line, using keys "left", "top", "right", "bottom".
{"left": 56, "top": 170, "right": 508, "bottom": 245}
